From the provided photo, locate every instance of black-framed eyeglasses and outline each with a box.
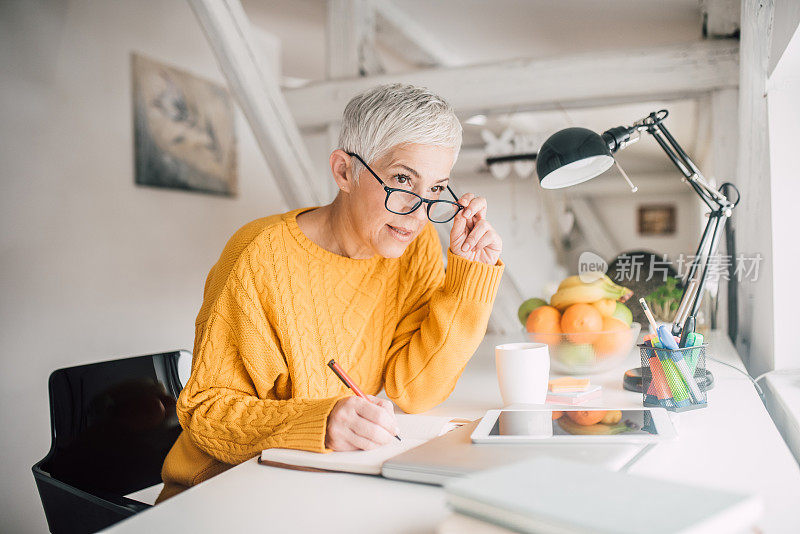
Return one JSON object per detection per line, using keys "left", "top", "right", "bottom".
{"left": 346, "top": 152, "right": 464, "bottom": 224}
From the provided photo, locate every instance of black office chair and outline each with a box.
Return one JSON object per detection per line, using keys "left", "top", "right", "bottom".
{"left": 32, "top": 350, "right": 191, "bottom": 534}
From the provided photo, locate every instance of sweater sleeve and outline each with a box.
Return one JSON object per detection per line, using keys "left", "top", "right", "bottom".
{"left": 383, "top": 225, "right": 504, "bottom": 413}
{"left": 176, "top": 261, "right": 346, "bottom": 464}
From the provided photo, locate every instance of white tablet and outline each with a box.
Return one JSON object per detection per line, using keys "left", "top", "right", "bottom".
{"left": 471, "top": 407, "right": 676, "bottom": 444}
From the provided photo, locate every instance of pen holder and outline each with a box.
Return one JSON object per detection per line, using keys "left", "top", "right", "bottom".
{"left": 639, "top": 344, "right": 709, "bottom": 412}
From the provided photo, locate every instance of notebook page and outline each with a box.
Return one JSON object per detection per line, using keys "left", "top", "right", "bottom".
{"left": 260, "top": 414, "right": 463, "bottom": 475}
{"left": 395, "top": 414, "right": 466, "bottom": 441}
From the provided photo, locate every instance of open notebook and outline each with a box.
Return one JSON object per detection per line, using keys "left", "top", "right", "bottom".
{"left": 259, "top": 414, "right": 468, "bottom": 475}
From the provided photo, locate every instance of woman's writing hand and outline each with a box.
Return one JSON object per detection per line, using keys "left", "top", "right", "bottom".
{"left": 449, "top": 193, "right": 502, "bottom": 265}
{"left": 325, "top": 395, "right": 399, "bottom": 451}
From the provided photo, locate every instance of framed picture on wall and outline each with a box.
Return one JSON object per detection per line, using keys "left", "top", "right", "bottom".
{"left": 132, "top": 53, "right": 237, "bottom": 197}
{"left": 638, "top": 205, "right": 676, "bottom": 236}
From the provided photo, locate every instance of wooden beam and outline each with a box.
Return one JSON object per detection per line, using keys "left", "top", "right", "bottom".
{"left": 768, "top": 1, "right": 800, "bottom": 75}
{"left": 372, "top": 0, "right": 461, "bottom": 67}
{"left": 188, "top": 0, "right": 320, "bottom": 208}
{"left": 324, "top": 0, "right": 385, "bottom": 200}
{"left": 734, "top": 0, "right": 775, "bottom": 374}
{"left": 765, "top": 6, "right": 800, "bottom": 370}
{"left": 326, "top": 0, "right": 384, "bottom": 78}
{"left": 567, "top": 197, "right": 620, "bottom": 262}
{"left": 285, "top": 41, "right": 740, "bottom": 129}
{"left": 701, "top": 0, "right": 741, "bottom": 38}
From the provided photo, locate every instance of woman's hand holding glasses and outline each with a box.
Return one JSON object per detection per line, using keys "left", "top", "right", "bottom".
{"left": 449, "top": 193, "right": 502, "bottom": 265}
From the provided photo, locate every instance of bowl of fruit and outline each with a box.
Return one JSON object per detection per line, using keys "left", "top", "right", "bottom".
{"left": 519, "top": 275, "right": 640, "bottom": 375}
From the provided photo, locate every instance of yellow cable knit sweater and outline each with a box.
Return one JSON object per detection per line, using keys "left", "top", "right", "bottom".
{"left": 158, "top": 207, "right": 504, "bottom": 502}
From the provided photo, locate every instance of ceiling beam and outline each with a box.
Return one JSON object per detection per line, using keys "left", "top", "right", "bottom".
{"left": 566, "top": 197, "right": 620, "bottom": 262}
{"left": 327, "top": 0, "right": 384, "bottom": 78}
{"left": 768, "top": 1, "right": 800, "bottom": 75}
{"left": 188, "top": 0, "right": 321, "bottom": 208}
{"left": 323, "top": 0, "right": 384, "bottom": 201}
{"left": 734, "top": 0, "right": 775, "bottom": 371}
{"left": 284, "top": 40, "right": 740, "bottom": 129}
{"left": 372, "top": 0, "right": 461, "bottom": 67}
{"left": 701, "top": 0, "right": 741, "bottom": 38}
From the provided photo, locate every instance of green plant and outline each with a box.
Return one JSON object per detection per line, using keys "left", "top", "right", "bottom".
{"left": 645, "top": 277, "right": 683, "bottom": 322}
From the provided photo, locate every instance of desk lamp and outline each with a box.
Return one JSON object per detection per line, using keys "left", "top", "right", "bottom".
{"left": 536, "top": 110, "right": 740, "bottom": 387}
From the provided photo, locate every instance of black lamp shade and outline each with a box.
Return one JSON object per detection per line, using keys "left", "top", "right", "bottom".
{"left": 536, "top": 127, "right": 615, "bottom": 189}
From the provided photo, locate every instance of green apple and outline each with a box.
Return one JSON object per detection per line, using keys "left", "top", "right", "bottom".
{"left": 555, "top": 343, "right": 595, "bottom": 367}
{"left": 518, "top": 297, "right": 548, "bottom": 325}
{"left": 612, "top": 302, "right": 633, "bottom": 326}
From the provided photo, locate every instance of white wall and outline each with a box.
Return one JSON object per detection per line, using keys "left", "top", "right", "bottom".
{"left": 554, "top": 181, "right": 703, "bottom": 284}
{"left": 0, "top": 1, "right": 286, "bottom": 531}
{"left": 590, "top": 191, "right": 702, "bottom": 264}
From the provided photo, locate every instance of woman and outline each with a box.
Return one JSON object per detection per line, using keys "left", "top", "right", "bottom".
{"left": 157, "top": 83, "right": 504, "bottom": 502}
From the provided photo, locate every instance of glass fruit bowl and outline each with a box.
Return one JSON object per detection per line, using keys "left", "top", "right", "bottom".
{"left": 524, "top": 322, "right": 641, "bottom": 375}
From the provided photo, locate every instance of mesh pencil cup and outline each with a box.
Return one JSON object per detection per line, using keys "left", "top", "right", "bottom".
{"left": 639, "top": 343, "right": 709, "bottom": 412}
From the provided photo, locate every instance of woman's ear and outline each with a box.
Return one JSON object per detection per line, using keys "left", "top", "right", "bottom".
{"left": 330, "top": 150, "right": 354, "bottom": 193}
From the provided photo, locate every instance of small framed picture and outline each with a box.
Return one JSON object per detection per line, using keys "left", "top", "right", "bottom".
{"left": 132, "top": 53, "right": 237, "bottom": 197}
{"left": 638, "top": 205, "right": 676, "bottom": 236}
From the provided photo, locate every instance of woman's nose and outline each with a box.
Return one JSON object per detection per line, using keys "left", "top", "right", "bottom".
{"left": 409, "top": 205, "right": 428, "bottom": 224}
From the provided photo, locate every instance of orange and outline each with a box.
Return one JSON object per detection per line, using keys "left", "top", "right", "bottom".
{"left": 552, "top": 411, "right": 563, "bottom": 420}
{"left": 591, "top": 298, "right": 616, "bottom": 317}
{"left": 560, "top": 303, "right": 603, "bottom": 344}
{"left": 525, "top": 305, "right": 562, "bottom": 345}
{"left": 565, "top": 410, "right": 607, "bottom": 426}
{"left": 593, "top": 316, "right": 630, "bottom": 355}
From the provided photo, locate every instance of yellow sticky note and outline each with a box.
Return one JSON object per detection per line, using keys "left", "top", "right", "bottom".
{"left": 548, "top": 377, "right": 590, "bottom": 393}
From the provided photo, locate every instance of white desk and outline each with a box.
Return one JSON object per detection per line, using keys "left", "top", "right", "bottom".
{"left": 107, "top": 332, "right": 800, "bottom": 533}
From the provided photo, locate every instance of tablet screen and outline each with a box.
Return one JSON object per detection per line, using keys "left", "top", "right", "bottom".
{"left": 488, "top": 410, "right": 659, "bottom": 438}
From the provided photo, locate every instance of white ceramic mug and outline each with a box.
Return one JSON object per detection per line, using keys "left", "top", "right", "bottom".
{"left": 495, "top": 342, "right": 550, "bottom": 405}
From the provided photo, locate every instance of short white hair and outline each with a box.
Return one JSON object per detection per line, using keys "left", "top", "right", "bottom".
{"left": 337, "top": 83, "right": 462, "bottom": 182}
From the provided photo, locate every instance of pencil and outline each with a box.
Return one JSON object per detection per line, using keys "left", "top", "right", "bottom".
{"left": 327, "top": 359, "right": 401, "bottom": 441}
{"left": 638, "top": 298, "right": 660, "bottom": 334}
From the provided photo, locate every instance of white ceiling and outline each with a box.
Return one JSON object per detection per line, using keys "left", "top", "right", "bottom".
{"left": 242, "top": 0, "right": 713, "bottom": 176}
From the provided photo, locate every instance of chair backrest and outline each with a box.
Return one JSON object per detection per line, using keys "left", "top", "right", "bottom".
{"left": 33, "top": 350, "right": 189, "bottom": 533}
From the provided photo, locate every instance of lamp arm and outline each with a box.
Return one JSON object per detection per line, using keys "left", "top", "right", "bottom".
{"left": 603, "top": 110, "right": 740, "bottom": 337}
{"left": 670, "top": 210, "right": 727, "bottom": 335}
{"left": 646, "top": 112, "right": 734, "bottom": 209}
{"left": 604, "top": 110, "right": 734, "bottom": 211}
{"left": 651, "top": 122, "right": 733, "bottom": 210}
{"left": 643, "top": 118, "right": 733, "bottom": 334}
{"left": 646, "top": 127, "right": 718, "bottom": 211}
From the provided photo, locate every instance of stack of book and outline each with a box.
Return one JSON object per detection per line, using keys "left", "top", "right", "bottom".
{"left": 439, "top": 458, "right": 762, "bottom": 534}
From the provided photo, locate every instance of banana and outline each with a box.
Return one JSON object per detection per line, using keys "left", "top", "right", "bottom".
{"left": 600, "top": 410, "right": 623, "bottom": 424}
{"left": 550, "top": 279, "right": 630, "bottom": 310}
{"left": 601, "top": 274, "right": 634, "bottom": 302}
{"left": 552, "top": 275, "right": 633, "bottom": 309}
{"left": 557, "top": 275, "right": 585, "bottom": 291}
{"left": 562, "top": 274, "right": 624, "bottom": 290}
{"left": 550, "top": 284, "right": 609, "bottom": 310}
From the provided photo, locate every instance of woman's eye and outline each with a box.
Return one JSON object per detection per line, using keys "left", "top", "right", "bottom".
{"left": 394, "top": 174, "right": 410, "bottom": 185}
{"left": 431, "top": 185, "right": 445, "bottom": 193}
